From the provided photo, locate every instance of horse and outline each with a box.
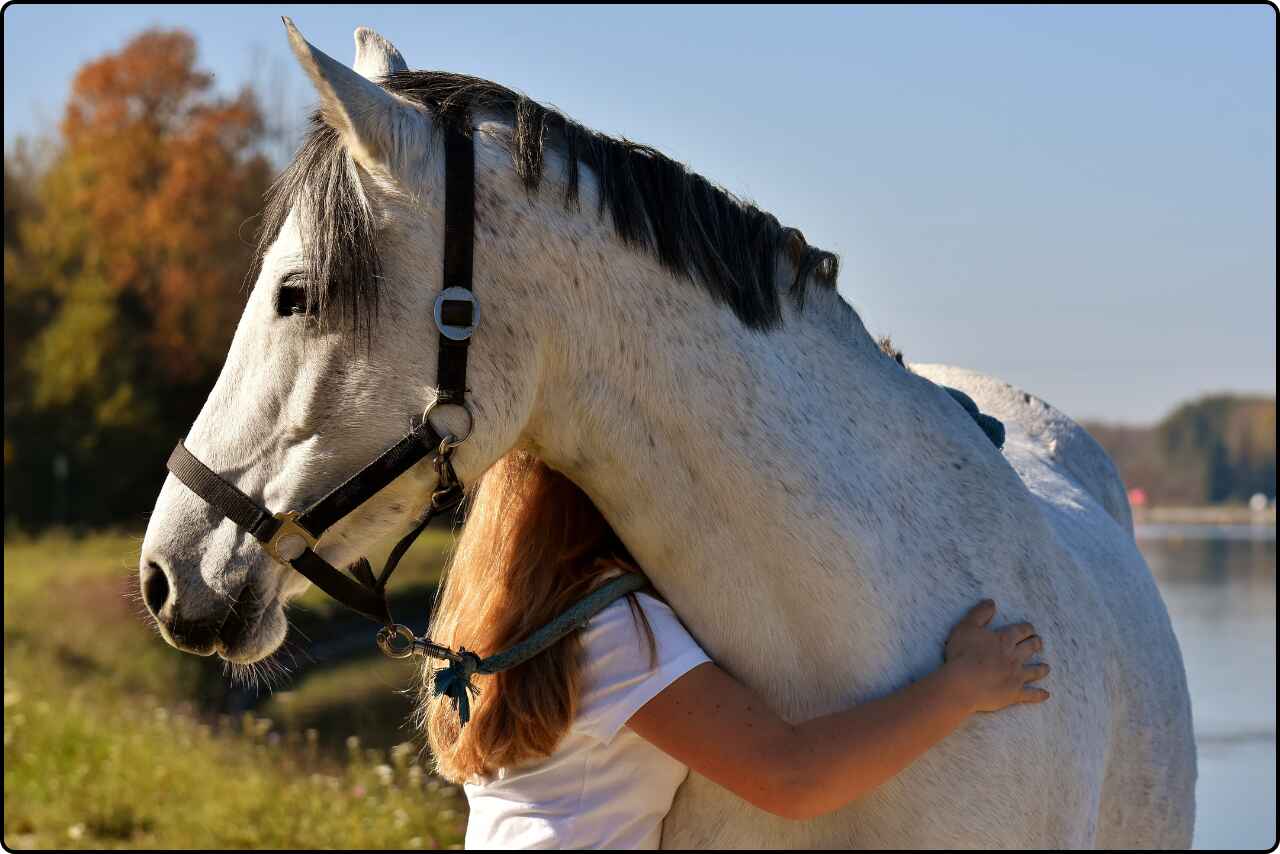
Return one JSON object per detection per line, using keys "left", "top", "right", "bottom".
{"left": 139, "top": 21, "right": 1196, "bottom": 848}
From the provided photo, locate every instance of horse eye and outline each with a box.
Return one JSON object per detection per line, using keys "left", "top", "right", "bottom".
{"left": 275, "top": 284, "right": 310, "bottom": 317}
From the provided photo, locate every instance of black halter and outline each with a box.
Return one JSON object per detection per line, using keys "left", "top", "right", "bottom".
{"left": 166, "top": 125, "right": 479, "bottom": 627}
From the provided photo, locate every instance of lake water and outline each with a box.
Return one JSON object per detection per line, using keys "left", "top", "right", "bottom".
{"left": 1138, "top": 523, "right": 1276, "bottom": 850}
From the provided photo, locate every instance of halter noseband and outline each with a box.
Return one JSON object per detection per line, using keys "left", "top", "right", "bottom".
{"left": 165, "top": 125, "right": 479, "bottom": 628}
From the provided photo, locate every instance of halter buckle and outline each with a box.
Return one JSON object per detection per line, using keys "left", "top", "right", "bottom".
{"left": 264, "top": 510, "right": 319, "bottom": 565}
{"left": 434, "top": 287, "right": 479, "bottom": 341}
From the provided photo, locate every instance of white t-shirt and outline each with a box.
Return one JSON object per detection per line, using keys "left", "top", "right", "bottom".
{"left": 463, "top": 591, "right": 712, "bottom": 850}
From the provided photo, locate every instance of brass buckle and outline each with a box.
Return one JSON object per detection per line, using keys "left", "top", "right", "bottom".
{"left": 264, "top": 510, "right": 318, "bottom": 565}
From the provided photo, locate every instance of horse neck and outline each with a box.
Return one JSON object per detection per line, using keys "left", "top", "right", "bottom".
{"left": 524, "top": 250, "right": 1016, "bottom": 687}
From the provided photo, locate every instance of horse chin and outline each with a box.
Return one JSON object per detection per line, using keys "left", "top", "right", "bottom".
{"left": 214, "top": 593, "right": 287, "bottom": 664}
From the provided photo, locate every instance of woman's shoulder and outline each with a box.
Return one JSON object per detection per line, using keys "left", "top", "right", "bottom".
{"left": 581, "top": 582, "right": 699, "bottom": 666}
{"left": 574, "top": 581, "right": 711, "bottom": 742}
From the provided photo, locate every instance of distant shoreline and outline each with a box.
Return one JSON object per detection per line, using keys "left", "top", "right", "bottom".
{"left": 1132, "top": 506, "right": 1276, "bottom": 526}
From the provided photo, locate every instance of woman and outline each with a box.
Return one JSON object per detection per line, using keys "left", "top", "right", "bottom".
{"left": 421, "top": 451, "right": 1051, "bottom": 849}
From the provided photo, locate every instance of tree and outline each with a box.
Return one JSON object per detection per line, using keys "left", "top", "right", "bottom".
{"left": 5, "top": 29, "right": 273, "bottom": 528}
{"left": 1085, "top": 395, "right": 1277, "bottom": 507}
{"left": 4, "top": 149, "right": 46, "bottom": 483}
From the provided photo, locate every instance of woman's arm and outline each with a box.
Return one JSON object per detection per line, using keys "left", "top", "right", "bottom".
{"left": 626, "top": 599, "right": 1049, "bottom": 821}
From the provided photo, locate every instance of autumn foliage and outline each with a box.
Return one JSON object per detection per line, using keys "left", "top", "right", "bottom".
{"left": 5, "top": 29, "right": 272, "bottom": 527}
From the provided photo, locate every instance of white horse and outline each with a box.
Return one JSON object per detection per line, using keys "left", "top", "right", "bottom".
{"left": 140, "top": 22, "right": 1195, "bottom": 848}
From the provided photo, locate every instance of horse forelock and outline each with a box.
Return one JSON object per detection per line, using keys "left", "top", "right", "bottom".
{"left": 253, "top": 118, "right": 382, "bottom": 338}
{"left": 255, "top": 69, "right": 846, "bottom": 335}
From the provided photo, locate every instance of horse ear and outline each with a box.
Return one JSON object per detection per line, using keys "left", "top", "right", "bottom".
{"left": 353, "top": 27, "right": 408, "bottom": 80}
{"left": 282, "top": 17, "right": 410, "bottom": 169}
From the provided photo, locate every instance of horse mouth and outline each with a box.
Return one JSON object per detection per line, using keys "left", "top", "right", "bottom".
{"left": 213, "top": 582, "right": 282, "bottom": 664}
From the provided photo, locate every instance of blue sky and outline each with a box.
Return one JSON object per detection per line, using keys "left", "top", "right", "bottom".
{"left": 4, "top": 4, "right": 1275, "bottom": 423}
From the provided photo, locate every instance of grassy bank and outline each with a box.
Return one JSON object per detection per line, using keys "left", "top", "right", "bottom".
{"left": 3, "top": 530, "right": 466, "bottom": 849}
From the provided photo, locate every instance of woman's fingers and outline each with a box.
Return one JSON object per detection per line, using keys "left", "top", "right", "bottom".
{"left": 1022, "top": 662, "right": 1050, "bottom": 683}
{"left": 1001, "top": 621, "right": 1036, "bottom": 646}
{"left": 964, "top": 599, "right": 997, "bottom": 627}
{"left": 1014, "top": 634, "right": 1043, "bottom": 661}
{"left": 1020, "top": 687, "right": 1051, "bottom": 704}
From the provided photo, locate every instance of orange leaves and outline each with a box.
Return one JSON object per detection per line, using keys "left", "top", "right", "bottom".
{"left": 63, "top": 30, "right": 212, "bottom": 144}
{"left": 30, "top": 28, "right": 270, "bottom": 385}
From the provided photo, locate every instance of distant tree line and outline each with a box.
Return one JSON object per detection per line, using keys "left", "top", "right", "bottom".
{"left": 4, "top": 30, "right": 272, "bottom": 530}
{"left": 1084, "top": 395, "right": 1276, "bottom": 507}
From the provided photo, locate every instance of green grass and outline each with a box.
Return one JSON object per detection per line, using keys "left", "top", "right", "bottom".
{"left": 258, "top": 656, "right": 427, "bottom": 755}
{"left": 2, "top": 531, "right": 202, "bottom": 702}
{"left": 3, "top": 529, "right": 466, "bottom": 849}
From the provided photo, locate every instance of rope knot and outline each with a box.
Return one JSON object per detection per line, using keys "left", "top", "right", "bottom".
{"left": 432, "top": 648, "right": 484, "bottom": 725}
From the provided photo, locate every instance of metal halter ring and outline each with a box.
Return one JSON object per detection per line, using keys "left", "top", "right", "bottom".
{"left": 434, "top": 287, "right": 479, "bottom": 341}
{"left": 423, "top": 399, "right": 473, "bottom": 449}
{"left": 377, "top": 625, "right": 469, "bottom": 663}
{"left": 376, "top": 624, "right": 418, "bottom": 659}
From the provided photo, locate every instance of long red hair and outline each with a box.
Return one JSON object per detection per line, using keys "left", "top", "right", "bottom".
{"left": 420, "top": 450, "right": 653, "bottom": 782}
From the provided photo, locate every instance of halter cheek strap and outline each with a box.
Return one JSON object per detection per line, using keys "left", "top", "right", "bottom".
{"left": 435, "top": 126, "right": 477, "bottom": 406}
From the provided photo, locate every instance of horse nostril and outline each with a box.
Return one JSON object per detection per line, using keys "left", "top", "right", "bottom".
{"left": 141, "top": 560, "right": 171, "bottom": 619}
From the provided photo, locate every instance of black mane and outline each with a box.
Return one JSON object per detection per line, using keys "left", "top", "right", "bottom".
{"left": 257, "top": 70, "right": 841, "bottom": 333}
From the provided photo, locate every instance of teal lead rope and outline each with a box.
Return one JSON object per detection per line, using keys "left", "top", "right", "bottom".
{"left": 380, "top": 572, "right": 649, "bottom": 727}
{"left": 432, "top": 572, "right": 648, "bottom": 725}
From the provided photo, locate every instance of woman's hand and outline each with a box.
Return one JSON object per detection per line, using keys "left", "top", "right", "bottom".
{"left": 943, "top": 599, "right": 1050, "bottom": 713}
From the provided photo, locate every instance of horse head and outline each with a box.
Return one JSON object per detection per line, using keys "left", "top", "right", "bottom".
{"left": 139, "top": 22, "right": 542, "bottom": 663}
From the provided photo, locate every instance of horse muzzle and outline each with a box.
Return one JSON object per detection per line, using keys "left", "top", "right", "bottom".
{"left": 139, "top": 554, "right": 280, "bottom": 661}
